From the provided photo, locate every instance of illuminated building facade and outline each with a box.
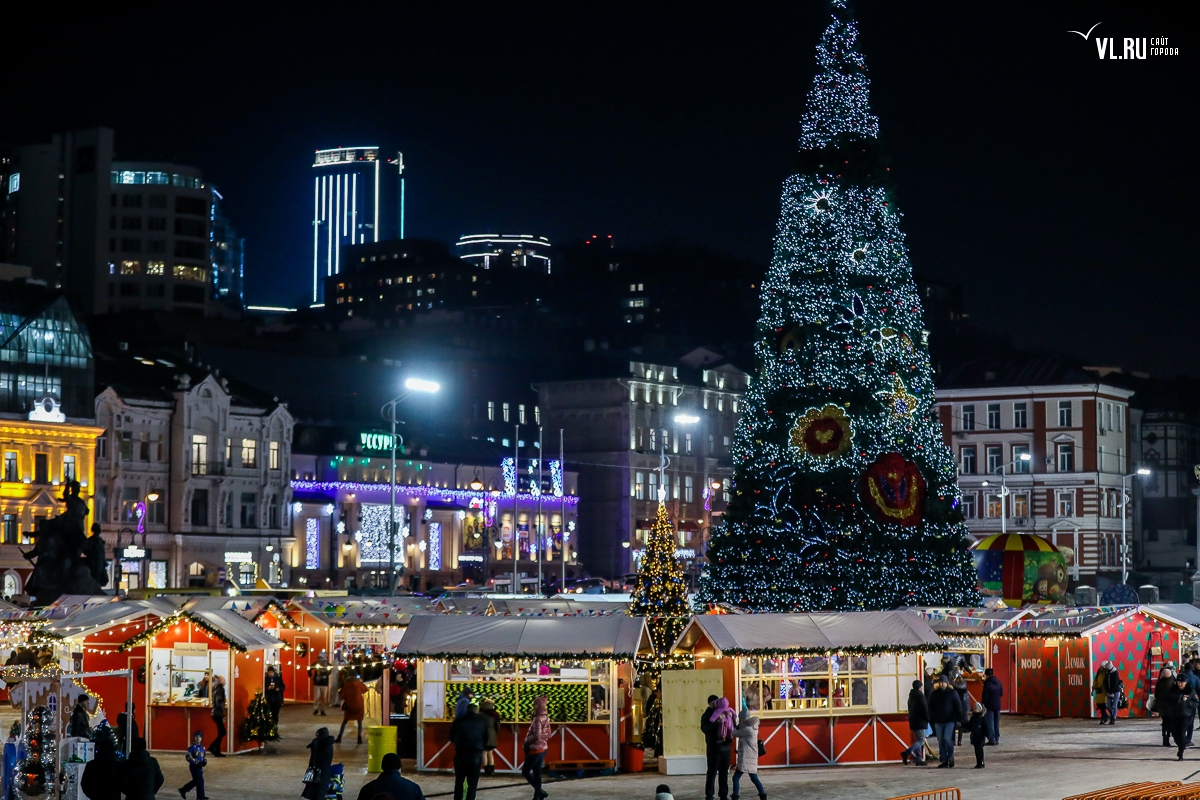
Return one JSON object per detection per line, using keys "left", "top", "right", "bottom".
{"left": 311, "top": 146, "right": 403, "bottom": 305}
{"left": 456, "top": 234, "right": 552, "bottom": 274}
{"left": 0, "top": 283, "right": 103, "bottom": 598}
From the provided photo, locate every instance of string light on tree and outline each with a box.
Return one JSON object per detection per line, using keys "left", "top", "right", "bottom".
{"left": 697, "top": 1, "right": 978, "bottom": 613}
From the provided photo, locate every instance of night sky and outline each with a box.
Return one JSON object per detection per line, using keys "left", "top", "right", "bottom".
{"left": 6, "top": 3, "right": 1194, "bottom": 374}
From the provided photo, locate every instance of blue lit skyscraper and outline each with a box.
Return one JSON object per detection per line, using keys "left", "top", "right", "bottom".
{"left": 311, "top": 146, "right": 403, "bottom": 304}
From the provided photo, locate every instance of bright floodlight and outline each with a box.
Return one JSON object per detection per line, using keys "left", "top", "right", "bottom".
{"left": 146, "top": 492, "right": 160, "bottom": 502}
{"left": 1137, "top": 468, "right": 1152, "bottom": 475}
{"left": 675, "top": 414, "right": 700, "bottom": 424}
{"left": 1019, "top": 453, "right": 1032, "bottom": 461}
{"left": 405, "top": 377, "right": 440, "bottom": 393}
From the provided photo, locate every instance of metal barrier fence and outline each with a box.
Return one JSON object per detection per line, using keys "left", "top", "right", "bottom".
{"left": 885, "top": 789, "right": 961, "bottom": 800}
{"left": 1063, "top": 782, "right": 1200, "bottom": 800}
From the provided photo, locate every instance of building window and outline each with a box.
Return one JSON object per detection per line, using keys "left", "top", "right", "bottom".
{"left": 1057, "top": 443, "right": 1075, "bottom": 472}
{"left": 120, "top": 487, "right": 141, "bottom": 522}
{"left": 34, "top": 454, "right": 48, "bottom": 484}
{"left": 1056, "top": 490, "right": 1074, "bottom": 517}
{"left": 147, "top": 493, "right": 164, "bottom": 524}
{"left": 269, "top": 441, "right": 280, "bottom": 470}
{"left": 269, "top": 496, "right": 279, "bottom": 528}
{"left": 634, "top": 472, "right": 644, "bottom": 500}
{"left": 2, "top": 452, "right": 16, "bottom": 482}
{"left": 121, "top": 431, "right": 133, "bottom": 461}
{"left": 1013, "top": 402, "right": 1027, "bottom": 429}
{"left": 488, "top": 401, "right": 495, "bottom": 421}
{"left": 960, "top": 493, "right": 976, "bottom": 519}
{"left": 1097, "top": 445, "right": 1105, "bottom": 472}
{"left": 960, "top": 446, "right": 976, "bottom": 475}
{"left": 225, "top": 438, "right": 232, "bottom": 464}
{"left": 191, "top": 489, "right": 208, "bottom": 527}
{"left": 649, "top": 429, "right": 657, "bottom": 452}
{"left": 649, "top": 472, "right": 659, "bottom": 500}
{"left": 240, "top": 493, "right": 257, "bottom": 528}
{"left": 987, "top": 403, "right": 1000, "bottom": 430}
{"left": 1116, "top": 405, "right": 1124, "bottom": 432}
{"left": 685, "top": 433, "right": 692, "bottom": 454}
{"left": 97, "top": 434, "right": 108, "bottom": 460}
{"left": 685, "top": 475, "right": 694, "bottom": 503}
{"left": 241, "top": 439, "right": 257, "bottom": 468}
{"left": 535, "top": 406, "right": 541, "bottom": 425}
{"left": 1058, "top": 400, "right": 1072, "bottom": 427}
{"left": 96, "top": 486, "right": 108, "bottom": 523}
{"left": 961, "top": 405, "right": 975, "bottom": 431}
{"left": 986, "top": 446, "right": 1002, "bottom": 475}
{"left": 722, "top": 478, "right": 731, "bottom": 503}
{"left": 518, "top": 404, "right": 526, "bottom": 424}
{"left": 503, "top": 402, "right": 510, "bottom": 423}
{"left": 191, "top": 434, "right": 208, "bottom": 475}
{"left": 1012, "top": 445, "right": 1030, "bottom": 473}
{"left": 1, "top": 515, "right": 16, "bottom": 544}
{"left": 986, "top": 494, "right": 1002, "bottom": 518}
{"left": 1012, "top": 492, "right": 1029, "bottom": 518}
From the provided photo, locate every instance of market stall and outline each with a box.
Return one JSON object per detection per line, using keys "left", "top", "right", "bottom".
{"left": 398, "top": 614, "right": 652, "bottom": 774}
{"left": 244, "top": 598, "right": 321, "bottom": 704}
{"left": 997, "top": 605, "right": 1198, "bottom": 718}
{"left": 914, "top": 607, "right": 1031, "bottom": 713}
{"left": 669, "top": 611, "right": 941, "bottom": 768}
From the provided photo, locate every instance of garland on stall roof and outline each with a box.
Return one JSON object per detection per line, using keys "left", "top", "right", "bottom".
{"left": 250, "top": 601, "right": 301, "bottom": 630}
{"left": 117, "top": 612, "right": 249, "bottom": 653}
{"left": 715, "top": 644, "right": 942, "bottom": 658}
{"left": 396, "top": 651, "right": 638, "bottom": 661}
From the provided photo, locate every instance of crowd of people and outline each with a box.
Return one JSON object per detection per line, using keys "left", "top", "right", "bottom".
{"left": 898, "top": 660, "right": 1003, "bottom": 770}
{"left": 1152, "top": 656, "right": 1200, "bottom": 760}
{"left": 446, "top": 687, "right": 550, "bottom": 800}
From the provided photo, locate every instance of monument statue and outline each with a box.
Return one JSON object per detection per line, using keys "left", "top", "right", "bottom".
{"left": 22, "top": 480, "right": 107, "bottom": 606}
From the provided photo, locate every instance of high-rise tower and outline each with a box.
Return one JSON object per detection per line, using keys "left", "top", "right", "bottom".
{"left": 311, "top": 146, "right": 403, "bottom": 304}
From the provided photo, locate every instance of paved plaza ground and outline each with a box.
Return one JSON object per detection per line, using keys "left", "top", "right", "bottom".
{"left": 7, "top": 704, "right": 1197, "bottom": 799}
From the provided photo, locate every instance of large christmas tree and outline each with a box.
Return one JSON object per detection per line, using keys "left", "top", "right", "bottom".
{"left": 698, "top": 2, "right": 978, "bottom": 612}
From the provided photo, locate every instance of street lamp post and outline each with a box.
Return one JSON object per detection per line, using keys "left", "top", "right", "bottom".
{"left": 981, "top": 454, "right": 1031, "bottom": 535}
{"left": 1119, "top": 468, "right": 1152, "bottom": 586}
{"left": 381, "top": 377, "right": 440, "bottom": 594}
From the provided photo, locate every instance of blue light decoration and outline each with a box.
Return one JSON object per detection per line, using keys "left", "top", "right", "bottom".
{"left": 428, "top": 522, "right": 442, "bottom": 570}
{"left": 528, "top": 460, "right": 540, "bottom": 497}
{"left": 502, "top": 458, "right": 516, "bottom": 495}
{"left": 550, "top": 460, "right": 563, "bottom": 497}
{"left": 135, "top": 502, "right": 146, "bottom": 535}
{"left": 305, "top": 518, "right": 320, "bottom": 569}
{"left": 358, "top": 504, "right": 405, "bottom": 564}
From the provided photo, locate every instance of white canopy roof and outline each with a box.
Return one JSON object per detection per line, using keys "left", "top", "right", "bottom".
{"left": 397, "top": 614, "right": 653, "bottom": 659}
{"left": 44, "top": 598, "right": 179, "bottom": 639}
{"left": 673, "top": 611, "right": 943, "bottom": 656}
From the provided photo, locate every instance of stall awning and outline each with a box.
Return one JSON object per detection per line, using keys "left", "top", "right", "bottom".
{"left": 291, "top": 596, "right": 438, "bottom": 628}
{"left": 396, "top": 614, "right": 653, "bottom": 659}
{"left": 43, "top": 598, "right": 180, "bottom": 639}
{"left": 911, "top": 607, "right": 1031, "bottom": 636}
{"left": 672, "top": 611, "right": 943, "bottom": 656}
{"left": 490, "top": 598, "right": 630, "bottom": 617}
{"left": 998, "top": 604, "right": 1200, "bottom": 638}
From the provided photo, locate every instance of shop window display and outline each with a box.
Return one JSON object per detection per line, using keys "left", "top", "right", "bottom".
{"left": 740, "top": 654, "right": 871, "bottom": 714}
{"left": 422, "top": 658, "right": 611, "bottom": 723}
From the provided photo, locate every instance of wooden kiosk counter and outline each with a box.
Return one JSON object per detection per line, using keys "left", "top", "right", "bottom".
{"left": 668, "top": 611, "right": 942, "bottom": 771}
{"left": 397, "top": 614, "right": 652, "bottom": 774}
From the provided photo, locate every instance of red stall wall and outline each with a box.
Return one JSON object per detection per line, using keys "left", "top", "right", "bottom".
{"left": 147, "top": 619, "right": 234, "bottom": 751}
{"left": 1058, "top": 637, "right": 1092, "bottom": 718}
{"left": 422, "top": 721, "right": 611, "bottom": 772}
{"left": 990, "top": 638, "right": 1016, "bottom": 713}
{"left": 1090, "top": 611, "right": 1181, "bottom": 719}
{"left": 1014, "top": 639, "right": 1059, "bottom": 717}
{"left": 231, "top": 649, "right": 266, "bottom": 752}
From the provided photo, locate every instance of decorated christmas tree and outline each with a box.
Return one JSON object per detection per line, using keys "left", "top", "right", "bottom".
{"left": 630, "top": 502, "right": 692, "bottom": 753}
{"left": 240, "top": 690, "right": 280, "bottom": 745}
{"left": 698, "top": 2, "right": 978, "bottom": 612}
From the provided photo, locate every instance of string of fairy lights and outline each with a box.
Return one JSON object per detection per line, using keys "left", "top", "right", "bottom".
{"left": 697, "top": 1, "right": 978, "bottom": 613}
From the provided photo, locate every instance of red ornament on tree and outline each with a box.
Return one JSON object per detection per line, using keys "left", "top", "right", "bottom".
{"left": 859, "top": 452, "right": 926, "bottom": 526}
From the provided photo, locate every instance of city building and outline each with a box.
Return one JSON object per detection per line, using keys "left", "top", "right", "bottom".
{"left": 456, "top": 234, "right": 552, "bottom": 274}
{"left": 0, "top": 127, "right": 234, "bottom": 316}
{"left": 535, "top": 347, "right": 745, "bottom": 579}
{"left": 935, "top": 357, "right": 1138, "bottom": 590}
{"left": 0, "top": 280, "right": 104, "bottom": 597}
{"left": 324, "top": 239, "right": 487, "bottom": 318}
{"left": 289, "top": 425, "right": 578, "bottom": 591}
{"left": 311, "top": 146, "right": 403, "bottom": 304}
{"left": 211, "top": 187, "right": 244, "bottom": 309}
{"left": 93, "top": 349, "right": 294, "bottom": 590}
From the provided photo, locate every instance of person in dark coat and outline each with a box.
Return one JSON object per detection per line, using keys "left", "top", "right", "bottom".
{"left": 355, "top": 752, "right": 425, "bottom": 800}
{"left": 1157, "top": 668, "right": 1177, "bottom": 747}
{"left": 700, "top": 695, "right": 735, "bottom": 800}
{"left": 210, "top": 675, "right": 227, "bottom": 756}
{"left": 302, "top": 727, "right": 336, "bottom": 800}
{"left": 980, "top": 668, "right": 1003, "bottom": 745}
{"left": 116, "top": 703, "right": 139, "bottom": 756}
{"left": 1183, "top": 659, "right": 1200, "bottom": 745}
{"left": 928, "top": 675, "right": 962, "bottom": 768}
{"left": 121, "top": 738, "right": 165, "bottom": 800}
{"left": 264, "top": 665, "right": 286, "bottom": 725}
{"left": 901, "top": 680, "right": 929, "bottom": 765}
{"left": 80, "top": 729, "right": 121, "bottom": 800}
{"left": 480, "top": 698, "right": 501, "bottom": 775}
{"left": 68, "top": 693, "right": 91, "bottom": 737}
{"left": 1102, "top": 661, "right": 1124, "bottom": 725}
{"left": 1161, "top": 676, "right": 1194, "bottom": 760}
{"left": 967, "top": 702, "right": 989, "bottom": 768}
{"left": 450, "top": 702, "right": 489, "bottom": 800}
{"left": 952, "top": 677, "right": 971, "bottom": 745}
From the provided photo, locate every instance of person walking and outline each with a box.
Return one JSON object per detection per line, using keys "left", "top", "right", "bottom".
{"left": 311, "top": 652, "right": 331, "bottom": 716}
{"left": 522, "top": 695, "right": 551, "bottom": 800}
{"left": 116, "top": 703, "right": 140, "bottom": 756}
{"left": 731, "top": 708, "right": 765, "bottom": 800}
{"left": 929, "top": 675, "right": 962, "bottom": 768}
{"left": 210, "top": 675, "right": 227, "bottom": 757}
{"left": 952, "top": 677, "right": 971, "bottom": 746}
{"left": 1182, "top": 658, "right": 1200, "bottom": 745}
{"left": 1092, "top": 663, "right": 1111, "bottom": 724}
{"left": 1157, "top": 667, "right": 1177, "bottom": 746}
{"left": 980, "top": 668, "right": 1003, "bottom": 745}
{"left": 179, "top": 730, "right": 209, "bottom": 799}
{"left": 967, "top": 703, "right": 989, "bottom": 769}
{"left": 450, "top": 701, "right": 489, "bottom": 800}
{"left": 901, "top": 679, "right": 929, "bottom": 766}
{"left": 701, "top": 696, "right": 735, "bottom": 800}
{"left": 80, "top": 729, "right": 121, "bottom": 800}
{"left": 337, "top": 672, "right": 366, "bottom": 744}
{"left": 354, "top": 752, "right": 425, "bottom": 800}
{"left": 1103, "top": 661, "right": 1124, "bottom": 725}
{"left": 454, "top": 687, "right": 476, "bottom": 719}
{"left": 69, "top": 693, "right": 91, "bottom": 737}
{"left": 480, "top": 698, "right": 501, "bottom": 776}
{"left": 264, "top": 665, "right": 286, "bottom": 726}
{"left": 121, "top": 738, "right": 165, "bottom": 800}
{"left": 1161, "top": 674, "right": 1197, "bottom": 760}
{"left": 302, "top": 727, "right": 336, "bottom": 800}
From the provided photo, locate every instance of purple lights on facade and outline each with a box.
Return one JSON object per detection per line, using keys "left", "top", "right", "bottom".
{"left": 289, "top": 480, "right": 579, "bottom": 506}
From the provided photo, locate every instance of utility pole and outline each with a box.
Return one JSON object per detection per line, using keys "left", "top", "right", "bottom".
{"left": 561, "top": 428, "right": 567, "bottom": 594}
{"left": 512, "top": 424, "right": 520, "bottom": 594}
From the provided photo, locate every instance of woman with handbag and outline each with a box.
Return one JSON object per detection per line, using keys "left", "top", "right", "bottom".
{"left": 521, "top": 696, "right": 551, "bottom": 800}
{"left": 210, "top": 676, "right": 227, "bottom": 757}
{"left": 480, "top": 698, "right": 501, "bottom": 776}
{"left": 731, "top": 708, "right": 765, "bottom": 800}
{"left": 301, "top": 727, "right": 335, "bottom": 800}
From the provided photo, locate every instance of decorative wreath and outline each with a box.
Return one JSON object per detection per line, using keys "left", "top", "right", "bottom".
{"left": 790, "top": 405, "right": 853, "bottom": 458}
{"left": 859, "top": 452, "right": 926, "bottom": 527}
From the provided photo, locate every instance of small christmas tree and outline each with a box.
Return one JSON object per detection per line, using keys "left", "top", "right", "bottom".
{"left": 17, "top": 704, "right": 55, "bottom": 797}
{"left": 240, "top": 689, "right": 279, "bottom": 746}
{"left": 630, "top": 502, "right": 693, "bottom": 752}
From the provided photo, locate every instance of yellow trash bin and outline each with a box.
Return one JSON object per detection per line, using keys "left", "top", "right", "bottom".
{"left": 367, "top": 725, "right": 398, "bottom": 773}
